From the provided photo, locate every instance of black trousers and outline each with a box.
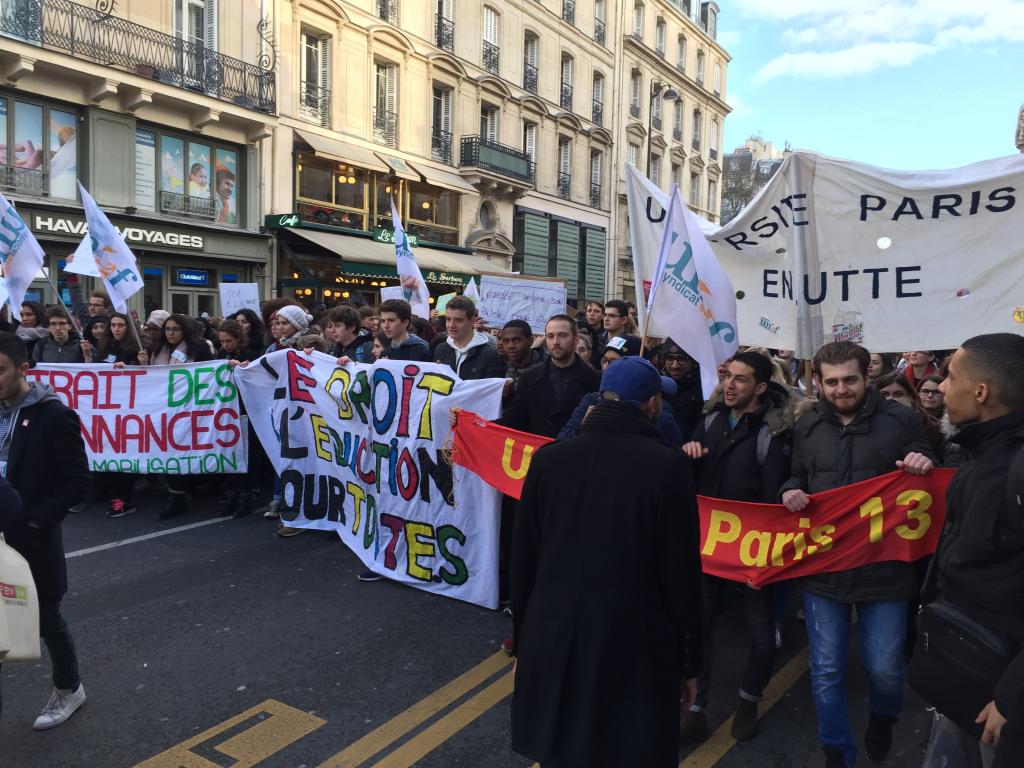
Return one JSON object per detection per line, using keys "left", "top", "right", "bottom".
{"left": 0, "top": 601, "right": 80, "bottom": 719}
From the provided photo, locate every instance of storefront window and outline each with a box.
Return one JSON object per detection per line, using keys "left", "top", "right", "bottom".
{"left": 135, "top": 129, "right": 157, "bottom": 211}
{"left": 214, "top": 149, "right": 238, "bottom": 225}
{"left": 48, "top": 109, "right": 77, "bottom": 199}
{"left": 144, "top": 129, "right": 242, "bottom": 225}
{"left": 160, "top": 135, "right": 185, "bottom": 194}
{"left": 406, "top": 181, "right": 459, "bottom": 246}
{"left": 0, "top": 96, "right": 77, "bottom": 199}
{"left": 296, "top": 152, "right": 369, "bottom": 230}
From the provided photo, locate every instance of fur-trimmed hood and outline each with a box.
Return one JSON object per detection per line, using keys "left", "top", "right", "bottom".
{"left": 701, "top": 380, "right": 799, "bottom": 436}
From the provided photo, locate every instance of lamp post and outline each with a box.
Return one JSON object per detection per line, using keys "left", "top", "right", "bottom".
{"left": 646, "top": 80, "right": 679, "bottom": 177}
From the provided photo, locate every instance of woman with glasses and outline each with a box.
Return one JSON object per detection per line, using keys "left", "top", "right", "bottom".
{"left": 876, "top": 372, "right": 945, "bottom": 463}
{"left": 918, "top": 374, "right": 945, "bottom": 420}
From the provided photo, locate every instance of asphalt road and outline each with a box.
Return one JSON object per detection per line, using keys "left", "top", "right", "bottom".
{"left": 1, "top": 485, "right": 937, "bottom": 768}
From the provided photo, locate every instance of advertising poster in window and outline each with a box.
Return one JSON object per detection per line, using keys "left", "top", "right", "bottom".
{"left": 188, "top": 143, "right": 211, "bottom": 199}
{"left": 214, "top": 148, "right": 237, "bottom": 224}
{"left": 0, "top": 98, "right": 7, "bottom": 167}
{"left": 48, "top": 109, "right": 78, "bottom": 199}
{"left": 135, "top": 129, "right": 156, "bottom": 211}
{"left": 13, "top": 101, "right": 43, "bottom": 171}
{"left": 161, "top": 135, "right": 184, "bottom": 195}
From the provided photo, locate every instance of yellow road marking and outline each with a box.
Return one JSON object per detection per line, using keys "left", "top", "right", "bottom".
{"left": 680, "top": 645, "right": 811, "bottom": 767}
{"left": 369, "top": 670, "right": 516, "bottom": 768}
{"left": 135, "top": 699, "right": 325, "bottom": 768}
{"left": 318, "top": 650, "right": 513, "bottom": 768}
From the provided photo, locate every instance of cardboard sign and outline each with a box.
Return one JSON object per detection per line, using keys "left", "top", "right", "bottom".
{"left": 220, "top": 283, "right": 261, "bottom": 316}
{"left": 478, "top": 273, "right": 566, "bottom": 333}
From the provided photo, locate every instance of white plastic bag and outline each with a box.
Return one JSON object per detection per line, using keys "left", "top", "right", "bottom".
{"left": 0, "top": 532, "right": 41, "bottom": 662}
{"left": 922, "top": 710, "right": 996, "bottom": 768}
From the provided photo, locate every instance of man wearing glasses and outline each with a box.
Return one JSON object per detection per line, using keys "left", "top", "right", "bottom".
{"left": 66, "top": 272, "right": 111, "bottom": 327}
{"left": 603, "top": 299, "right": 640, "bottom": 348}
{"left": 31, "top": 308, "right": 85, "bottom": 365}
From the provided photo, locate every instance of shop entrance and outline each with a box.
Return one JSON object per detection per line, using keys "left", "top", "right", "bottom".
{"left": 169, "top": 290, "right": 219, "bottom": 318}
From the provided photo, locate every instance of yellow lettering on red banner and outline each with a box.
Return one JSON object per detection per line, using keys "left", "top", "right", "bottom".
{"left": 501, "top": 439, "right": 535, "bottom": 480}
{"left": 809, "top": 524, "right": 835, "bottom": 552}
{"left": 702, "top": 509, "right": 742, "bottom": 555}
{"left": 859, "top": 497, "right": 885, "bottom": 544}
{"left": 895, "top": 490, "right": 932, "bottom": 540}
{"left": 740, "top": 530, "right": 771, "bottom": 567}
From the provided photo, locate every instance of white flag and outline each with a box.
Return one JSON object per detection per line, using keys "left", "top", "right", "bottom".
{"left": 651, "top": 187, "right": 738, "bottom": 399}
{"left": 78, "top": 182, "right": 142, "bottom": 313}
{"left": 0, "top": 193, "right": 46, "bottom": 321}
{"left": 391, "top": 197, "right": 430, "bottom": 318}
{"left": 63, "top": 234, "right": 100, "bottom": 277}
{"left": 463, "top": 277, "right": 483, "bottom": 317}
{"left": 0, "top": 277, "right": 9, "bottom": 312}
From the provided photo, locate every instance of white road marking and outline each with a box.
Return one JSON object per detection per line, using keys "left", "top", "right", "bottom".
{"left": 66, "top": 518, "right": 227, "bottom": 558}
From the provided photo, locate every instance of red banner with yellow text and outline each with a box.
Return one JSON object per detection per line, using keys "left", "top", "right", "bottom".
{"left": 451, "top": 412, "right": 953, "bottom": 587}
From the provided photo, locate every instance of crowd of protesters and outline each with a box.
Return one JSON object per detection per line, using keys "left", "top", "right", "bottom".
{"left": 0, "top": 285, "right": 1020, "bottom": 768}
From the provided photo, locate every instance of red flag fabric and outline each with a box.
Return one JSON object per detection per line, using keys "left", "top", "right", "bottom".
{"left": 452, "top": 410, "right": 552, "bottom": 500}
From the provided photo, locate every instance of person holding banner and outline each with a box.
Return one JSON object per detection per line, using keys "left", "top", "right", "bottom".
{"left": 780, "top": 341, "right": 935, "bottom": 768}
{"left": 378, "top": 299, "right": 431, "bottom": 363}
{"left": 323, "top": 304, "right": 374, "bottom": 362}
{"left": 0, "top": 332, "right": 89, "bottom": 729}
{"left": 433, "top": 297, "right": 505, "bottom": 380}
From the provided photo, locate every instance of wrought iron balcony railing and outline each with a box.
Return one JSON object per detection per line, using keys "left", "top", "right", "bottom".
{"left": 589, "top": 183, "right": 602, "bottom": 209}
{"left": 482, "top": 40, "right": 499, "bottom": 75}
{"left": 696, "top": 74, "right": 704, "bottom": 87}
{"left": 373, "top": 107, "right": 398, "bottom": 148}
{"left": 629, "top": 103, "right": 640, "bottom": 119}
{"left": 710, "top": 148, "right": 718, "bottom": 161}
{"left": 676, "top": 62, "right": 686, "bottom": 74}
{"left": 160, "top": 191, "right": 215, "bottom": 219}
{"left": 692, "top": 136, "right": 701, "bottom": 151}
{"left": 557, "top": 172, "right": 571, "bottom": 200}
{"left": 434, "top": 13, "right": 453, "bottom": 53}
{"left": 592, "top": 99, "right": 603, "bottom": 125}
{"left": 656, "top": 44, "right": 665, "bottom": 58}
{"left": 562, "top": 0, "right": 575, "bottom": 25}
{"left": 594, "top": 18, "right": 605, "bottom": 45}
{"left": 0, "top": 165, "right": 48, "bottom": 196}
{"left": 0, "top": 0, "right": 275, "bottom": 114}
{"left": 560, "top": 82, "right": 573, "bottom": 111}
{"left": 377, "top": 0, "right": 398, "bottom": 25}
{"left": 673, "top": 127, "right": 682, "bottom": 141}
{"left": 460, "top": 136, "right": 535, "bottom": 184}
{"left": 523, "top": 61, "right": 538, "bottom": 94}
{"left": 431, "top": 128, "right": 452, "bottom": 165}
{"left": 300, "top": 81, "right": 331, "bottom": 128}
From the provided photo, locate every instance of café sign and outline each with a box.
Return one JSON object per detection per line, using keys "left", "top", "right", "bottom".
{"left": 31, "top": 214, "right": 205, "bottom": 250}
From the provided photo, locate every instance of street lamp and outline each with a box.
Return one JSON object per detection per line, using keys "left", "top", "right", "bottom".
{"left": 646, "top": 81, "right": 679, "bottom": 176}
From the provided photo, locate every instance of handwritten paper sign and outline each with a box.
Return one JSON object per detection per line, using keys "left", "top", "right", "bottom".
{"left": 478, "top": 274, "right": 566, "bottom": 333}
{"left": 219, "top": 283, "right": 261, "bottom": 316}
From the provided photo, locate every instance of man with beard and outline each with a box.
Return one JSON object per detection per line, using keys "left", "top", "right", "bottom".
{"left": 781, "top": 341, "right": 934, "bottom": 768}
{"left": 661, "top": 339, "right": 705, "bottom": 440}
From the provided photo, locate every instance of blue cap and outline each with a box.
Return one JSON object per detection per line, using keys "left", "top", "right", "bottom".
{"left": 600, "top": 356, "right": 678, "bottom": 404}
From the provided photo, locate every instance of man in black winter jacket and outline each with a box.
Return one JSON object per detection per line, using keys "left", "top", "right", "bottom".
{"left": 929, "top": 333, "right": 1024, "bottom": 767}
{"left": 661, "top": 339, "right": 705, "bottom": 440}
{"left": 781, "top": 341, "right": 934, "bottom": 768}
{"left": 432, "top": 296, "right": 505, "bottom": 380}
{"left": 31, "top": 307, "right": 84, "bottom": 365}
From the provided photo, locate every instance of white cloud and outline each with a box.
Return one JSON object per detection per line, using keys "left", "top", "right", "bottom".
{"left": 754, "top": 42, "right": 935, "bottom": 84}
{"left": 716, "top": 29, "right": 743, "bottom": 50}
{"left": 724, "top": 91, "right": 752, "bottom": 117}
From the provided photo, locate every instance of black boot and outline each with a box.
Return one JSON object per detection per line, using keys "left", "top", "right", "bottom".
{"left": 730, "top": 698, "right": 759, "bottom": 741}
{"left": 823, "top": 746, "right": 847, "bottom": 768}
{"left": 864, "top": 712, "right": 896, "bottom": 762}
{"left": 231, "top": 494, "right": 252, "bottom": 518}
{"left": 159, "top": 493, "right": 187, "bottom": 521}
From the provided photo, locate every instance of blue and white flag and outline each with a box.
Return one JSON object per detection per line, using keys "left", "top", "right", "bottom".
{"left": 651, "top": 186, "right": 738, "bottom": 399}
{"left": 391, "top": 196, "right": 430, "bottom": 318}
{"left": 63, "top": 234, "right": 100, "bottom": 277}
{"left": 0, "top": 192, "right": 46, "bottom": 321}
{"left": 78, "top": 182, "right": 142, "bottom": 313}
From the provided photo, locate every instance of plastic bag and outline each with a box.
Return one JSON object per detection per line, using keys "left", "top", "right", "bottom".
{"left": 0, "top": 533, "right": 41, "bottom": 662}
{"left": 922, "top": 710, "right": 996, "bottom": 768}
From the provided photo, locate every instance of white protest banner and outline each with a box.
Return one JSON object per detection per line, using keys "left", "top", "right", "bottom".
{"left": 219, "top": 283, "right": 261, "bottom": 316}
{"left": 478, "top": 273, "right": 566, "bottom": 333}
{"left": 0, "top": 192, "right": 46, "bottom": 321}
{"left": 710, "top": 151, "right": 1024, "bottom": 357}
{"left": 380, "top": 286, "right": 405, "bottom": 302}
{"left": 234, "top": 351, "right": 505, "bottom": 608}
{"left": 0, "top": 277, "right": 8, "bottom": 311}
{"left": 26, "top": 362, "right": 246, "bottom": 475}
{"left": 391, "top": 197, "right": 431, "bottom": 318}
{"left": 63, "top": 235, "right": 100, "bottom": 277}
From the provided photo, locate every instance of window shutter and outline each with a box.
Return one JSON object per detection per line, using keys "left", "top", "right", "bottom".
{"left": 631, "top": 73, "right": 639, "bottom": 105}
{"left": 441, "top": 0, "right": 452, "bottom": 21}
{"left": 441, "top": 88, "right": 452, "bottom": 133}
{"left": 204, "top": 0, "right": 217, "bottom": 50}
{"left": 590, "top": 152, "right": 601, "bottom": 186}
{"left": 483, "top": 7, "right": 496, "bottom": 44}
{"left": 525, "top": 36, "right": 537, "bottom": 67}
{"left": 593, "top": 74, "right": 603, "bottom": 102}
{"left": 318, "top": 37, "right": 330, "bottom": 93}
{"left": 385, "top": 65, "right": 397, "bottom": 113}
{"left": 559, "top": 140, "right": 571, "bottom": 175}
{"left": 523, "top": 122, "right": 535, "bottom": 159}
{"left": 595, "top": 0, "right": 604, "bottom": 22}
{"left": 561, "top": 56, "right": 572, "bottom": 86}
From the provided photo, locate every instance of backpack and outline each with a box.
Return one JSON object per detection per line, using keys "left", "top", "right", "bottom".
{"left": 703, "top": 411, "right": 772, "bottom": 466}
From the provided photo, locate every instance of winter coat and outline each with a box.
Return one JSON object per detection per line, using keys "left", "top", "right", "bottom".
{"left": 433, "top": 330, "right": 506, "bottom": 380}
{"left": 383, "top": 334, "right": 432, "bottom": 362}
{"left": 558, "top": 391, "right": 684, "bottom": 445}
{"left": 0, "top": 384, "right": 90, "bottom": 603}
{"left": 501, "top": 355, "right": 601, "bottom": 438}
{"left": 934, "top": 410, "right": 1024, "bottom": 728}
{"left": 511, "top": 401, "right": 703, "bottom": 768}
{"left": 663, "top": 367, "right": 705, "bottom": 440}
{"left": 0, "top": 474, "right": 21, "bottom": 531}
{"left": 504, "top": 348, "right": 546, "bottom": 397}
{"left": 328, "top": 329, "right": 375, "bottom": 363}
{"left": 689, "top": 381, "right": 794, "bottom": 503}
{"left": 31, "top": 331, "right": 85, "bottom": 365}
{"left": 781, "top": 388, "right": 935, "bottom": 603}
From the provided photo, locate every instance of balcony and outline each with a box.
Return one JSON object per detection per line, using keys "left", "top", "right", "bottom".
{"left": 482, "top": 40, "right": 499, "bottom": 75}
{"left": 629, "top": 103, "right": 640, "bottom": 119}
{"left": 592, "top": 99, "right": 603, "bottom": 125}
{"left": 431, "top": 128, "right": 452, "bottom": 165}
{"left": 434, "top": 14, "right": 454, "bottom": 53}
{"left": 557, "top": 172, "right": 571, "bottom": 200}
{"left": 710, "top": 148, "right": 718, "bottom": 161}
{"left": 0, "top": 0, "right": 275, "bottom": 114}
{"left": 560, "top": 82, "right": 573, "bottom": 111}
{"left": 300, "top": 81, "right": 331, "bottom": 128}
{"left": 594, "top": 18, "right": 605, "bottom": 45}
{"left": 676, "top": 62, "right": 686, "bottom": 74}
{"left": 673, "top": 127, "right": 682, "bottom": 141}
{"left": 459, "top": 136, "right": 535, "bottom": 191}
{"left": 562, "top": 0, "right": 575, "bottom": 25}
{"left": 373, "top": 107, "right": 398, "bottom": 148}
{"left": 692, "top": 137, "right": 701, "bottom": 152}
{"left": 377, "top": 0, "right": 398, "bottom": 25}
{"left": 160, "top": 191, "right": 215, "bottom": 220}
{"left": 656, "top": 45, "right": 665, "bottom": 58}
{"left": 0, "top": 165, "right": 48, "bottom": 196}
{"left": 696, "top": 74, "right": 705, "bottom": 88}
{"left": 589, "top": 183, "right": 601, "bottom": 209}
{"left": 523, "top": 61, "right": 538, "bottom": 94}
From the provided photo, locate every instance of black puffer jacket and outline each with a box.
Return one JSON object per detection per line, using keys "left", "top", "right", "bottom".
{"left": 663, "top": 367, "right": 704, "bottom": 441}
{"left": 781, "top": 388, "right": 935, "bottom": 602}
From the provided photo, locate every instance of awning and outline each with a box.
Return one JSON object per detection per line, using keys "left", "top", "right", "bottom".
{"left": 294, "top": 130, "right": 389, "bottom": 173}
{"left": 374, "top": 152, "right": 420, "bottom": 182}
{"left": 288, "top": 228, "right": 479, "bottom": 277}
{"left": 408, "top": 160, "right": 479, "bottom": 194}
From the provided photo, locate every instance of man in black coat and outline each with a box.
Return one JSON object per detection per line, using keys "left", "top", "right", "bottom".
{"left": 781, "top": 341, "right": 934, "bottom": 768}
{"left": 661, "top": 340, "right": 705, "bottom": 440}
{"left": 930, "top": 333, "right": 1024, "bottom": 767}
{"left": 0, "top": 332, "right": 90, "bottom": 729}
{"left": 432, "top": 296, "right": 505, "bottom": 380}
{"left": 511, "top": 356, "right": 703, "bottom": 768}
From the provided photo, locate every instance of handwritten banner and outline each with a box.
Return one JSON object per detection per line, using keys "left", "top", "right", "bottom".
{"left": 234, "top": 351, "right": 505, "bottom": 608}
{"left": 451, "top": 413, "right": 953, "bottom": 587}
{"left": 478, "top": 273, "right": 566, "bottom": 333}
{"left": 28, "top": 362, "right": 246, "bottom": 474}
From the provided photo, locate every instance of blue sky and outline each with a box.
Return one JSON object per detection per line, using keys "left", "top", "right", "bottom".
{"left": 718, "top": 1, "right": 1024, "bottom": 170}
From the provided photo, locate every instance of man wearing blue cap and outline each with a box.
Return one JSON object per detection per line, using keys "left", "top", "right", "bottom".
{"left": 511, "top": 356, "right": 704, "bottom": 768}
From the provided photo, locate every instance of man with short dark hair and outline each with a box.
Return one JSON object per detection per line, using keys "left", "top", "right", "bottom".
{"left": 325, "top": 304, "right": 374, "bottom": 362}
{"left": 0, "top": 331, "right": 90, "bottom": 729}
{"left": 581, "top": 300, "right": 606, "bottom": 364}
{"left": 499, "top": 320, "right": 544, "bottom": 397}
{"left": 781, "top": 341, "right": 935, "bottom": 768}
{"left": 32, "top": 308, "right": 84, "bottom": 365}
{"left": 378, "top": 299, "right": 431, "bottom": 362}
{"left": 661, "top": 339, "right": 705, "bottom": 440}
{"left": 928, "top": 333, "right": 1024, "bottom": 767}
{"left": 433, "top": 296, "right": 505, "bottom": 379}
{"left": 603, "top": 299, "right": 640, "bottom": 348}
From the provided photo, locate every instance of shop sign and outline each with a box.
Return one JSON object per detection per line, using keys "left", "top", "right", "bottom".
{"left": 30, "top": 214, "right": 205, "bottom": 250}
{"left": 373, "top": 227, "right": 419, "bottom": 247}
{"left": 265, "top": 213, "right": 302, "bottom": 229}
{"left": 176, "top": 268, "right": 210, "bottom": 286}
{"left": 422, "top": 270, "right": 468, "bottom": 288}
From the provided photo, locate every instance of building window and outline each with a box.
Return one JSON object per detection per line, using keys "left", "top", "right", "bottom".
{"left": 431, "top": 85, "right": 453, "bottom": 164}
{"left": 707, "top": 179, "right": 717, "bottom": 214}
{"left": 407, "top": 180, "right": 459, "bottom": 246}
{"left": 673, "top": 99, "right": 683, "bottom": 140}
{"left": 655, "top": 18, "right": 666, "bottom": 56}
{"left": 589, "top": 150, "right": 602, "bottom": 208}
{"left": 594, "top": 0, "right": 606, "bottom": 44}
{"left": 522, "top": 120, "right": 536, "bottom": 161}
{"left": 627, "top": 143, "right": 639, "bottom": 167}
{"left": 300, "top": 32, "right": 330, "bottom": 127}
{"left": 650, "top": 154, "right": 661, "bottom": 186}
{"left": 173, "top": 0, "right": 217, "bottom": 86}
{"left": 560, "top": 53, "right": 574, "bottom": 111}
{"left": 373, "top": 62, "right": 398, "bottom": 148}
{"left": 629, "top": 70, "right": 641, "bottom": 118}
{"left": 632, "top": 2, "right": 644, "bottom": 38}
{"left": 692, "top": 108, "right": 702, "bottom": 151}
{"left": 146, "top": 129, "right": 240, "bottom": 223}
{"left": 481, "top": 104, "right": 499, "bottom": 142}
{"left": 671, "top": 162, "right": 681, "bottom": 189}
{"left": 377, "top": 0, "right": 399, "bottom": 25}
{"left": 710, "top": 117, "right": 719, "bottom": 160}
{"left": 696, "top": 50, "right": 705, "bottom": 86}
{"left": 434, "top": 0, "right": 454, "bottom": 52}
{"left": 523, "top": 32, "right": 539, "bottom": 93}
{"left": 592, "top": 72, "right": 604, "bottom": 125}
{"left": 557, "top": 136, "right": 572, "bottom": 200}
{"left": 676, "top": 35, "right": 686, "bottom": 71}
{"left": 689, "top": 172, "right": 700, "bottom": 207}
{"left": 296, "top": 152, "right": 368, "bottom": 229}
{"left": 0, "top": 96, "right": 78, "bottom": 199}
{"left": 706, "top": 3, "right": 718, "bottom": 40}
{"left": 651, "top": 94, "right": 662, "bottom": 130}
{"left": 713, "top": 62, "right": 722, "bottom": 96}
{"left": 482, "top": 6, "right": 500, "bottom": 75}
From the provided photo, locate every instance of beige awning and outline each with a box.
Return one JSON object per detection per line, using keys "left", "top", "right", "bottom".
{"left": 294, "top": 130, "right": 389, "bottom": 173}
{"left": 374, "top": 152, "right": 420, "bottom": 182}
{"left": 289, "top": 229, "right": 479, "bottom": 275}
{"left": 408, "top": 160, "right": 479, "bottom": 194}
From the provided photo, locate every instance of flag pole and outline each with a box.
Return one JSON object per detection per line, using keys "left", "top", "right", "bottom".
{"left": 42, "top": 271, "right": 83, "bottom": 335}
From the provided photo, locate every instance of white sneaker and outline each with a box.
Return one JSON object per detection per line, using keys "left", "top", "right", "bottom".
{"left": 263, "top": 497, "right": 281, "bottom": 519}
{"left": 33, "top": 684, "right": 86, "bottom": 730}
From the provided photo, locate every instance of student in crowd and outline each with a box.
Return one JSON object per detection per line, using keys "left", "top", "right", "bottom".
{"left": 371, "top": 331, "right": 387, "bottom": 360}
{"left": 867, "top": 352, "right": 894, "bottom": 383}
{"left": 661, "top": 340, "right": 706, "bottom": 441}
{"left": 324, "top": 304, "right": 374, "bottom": 362}
{"left": 876, "top": 371, "right": 946, "bottom": 462}
{"left": 15, "top": 301, "right": 48, "bottom": 358}
{"left": 918, "top": 374, "right": 945, "bottom": 420}
{"left": 378, "top": 299, "right": 431, "bottom": 362}
{"left": 498, "top": 320, "right": 545, "bottom": 399}
{"left": 358, "top": 305, "right": 379, "bottom": 335}
{"left": 580, "top": 299, "right": 605, "bottom": 365}
{"left": 32, "top": 307, "right": 84, "bottom": 365}
{"left": 0, "top": 332, "right": 90, "bottom": 729}
{"left": 433, "top": 297, "right": 505, "bottom": 380}
{"left": 574, "top": 333, "right": 594, "bottom": 366}
{"left": 82, "top": 315, "right": 108, "bottom": 352}
{"left": 903, "top": 350, "right": 939, "bottom": 390}
{"left": 216, "top": 320, "right": 263, "bottom": 519}
{"left": 232, "top": 308, "right": 266, "bottom": 359}
{"left": 141, "top": 310, "right": 170, "bottom": 351}
{"left": 66, "top": 276, "right": 111, "bottom": 326}
{"left": 602, "top": 299, "right": 640, "bottom": 348}
{"left": 781, "top": 341, "right": 935, "bottom": 768}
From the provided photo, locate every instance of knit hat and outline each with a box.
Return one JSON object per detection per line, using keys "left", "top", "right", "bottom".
{"left": 277, "top": 305, "right": 312, "bottom": 333}
{"left": 146, "top": 309, "right": 170, "bottom": 328}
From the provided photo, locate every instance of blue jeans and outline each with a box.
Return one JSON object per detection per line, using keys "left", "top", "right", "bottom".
{"left": 803, "top": 593, "right": 907, "bottom": 767}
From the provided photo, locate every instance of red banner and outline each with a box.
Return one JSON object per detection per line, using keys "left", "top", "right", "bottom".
{"left": 451, "top": 413, "right": 953, "bottom": 586}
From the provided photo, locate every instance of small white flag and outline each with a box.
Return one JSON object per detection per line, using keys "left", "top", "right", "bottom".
{"left": 0, "top": 192, "right": 46, "bottom": 321}
{"left": 78, "top": 182, "right": 143, "bottom": 313}
{"left": 463, "top": 277, "right": 483, "bottom": 317}
{"left": 63, "top": 234, "right": 101, "bottom": 277}
{"left": 391, "top": 196, "right": 431, "bottom": 318}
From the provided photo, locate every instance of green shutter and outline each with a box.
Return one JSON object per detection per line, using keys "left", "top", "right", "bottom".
{"left": 555, "top": 221, "right": 579, "bottom": 295}
{"left": 584, "top": 228, "right": 606, "bottom": 300}
{"left": 520, "top": 212, "right": 549, "bottom": 276}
